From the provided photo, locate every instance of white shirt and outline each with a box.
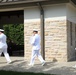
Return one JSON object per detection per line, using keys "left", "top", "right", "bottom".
{"left": 30, "top": 34, "right": 40, "bottom": 50}
{"left": 0, "top": 33, "right": 7, "bottom": 49}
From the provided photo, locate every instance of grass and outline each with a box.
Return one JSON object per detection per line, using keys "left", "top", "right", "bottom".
{"left": 0, "top": 70, "right": 55, "bottom": 75}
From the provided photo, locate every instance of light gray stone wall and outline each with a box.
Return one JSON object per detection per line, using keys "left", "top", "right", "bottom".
{"left": 24, "top": 20, "right": 41, "bottom": 61}
{"left": 45, "top": 17, "right": 68, "bottom": 62}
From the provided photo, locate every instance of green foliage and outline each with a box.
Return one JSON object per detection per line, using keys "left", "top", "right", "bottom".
{"left": 3, "top": 24, "right": 24, "bottom": 45}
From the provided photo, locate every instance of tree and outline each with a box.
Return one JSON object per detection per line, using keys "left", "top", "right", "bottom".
{"left": 3, "top": 24, "right": 24, "bottom": 45}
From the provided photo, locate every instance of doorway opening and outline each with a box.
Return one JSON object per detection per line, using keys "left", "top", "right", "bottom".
{"left": 0, "top": 10, "right": 24, "bottom": 56}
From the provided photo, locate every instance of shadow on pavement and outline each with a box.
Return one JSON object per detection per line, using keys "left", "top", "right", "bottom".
{"left": 0, "top": 59, "right": 76, "bottom": 75}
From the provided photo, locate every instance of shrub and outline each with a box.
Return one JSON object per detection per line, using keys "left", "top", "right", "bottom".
{"left": 3, "top": 24, "right": 24, "bottom": 45}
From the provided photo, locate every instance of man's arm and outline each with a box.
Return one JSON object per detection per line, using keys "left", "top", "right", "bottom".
{"left": 0, "top": 34, "right": 3, "bottom": 40}
{"left": 30, "top": 36, "right": 36, "bottom": 45}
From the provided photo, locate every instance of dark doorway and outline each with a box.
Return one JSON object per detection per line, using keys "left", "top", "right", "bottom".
{"left": 0, "top": 10, "right": 23, "bottom": 24}
{"left": 0, "top": 10, "right": 24, "bottom": 56}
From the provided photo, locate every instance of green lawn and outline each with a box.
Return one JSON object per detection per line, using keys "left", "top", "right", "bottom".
{"left": 0, "top": 70, "right": 55, "bottom": 75}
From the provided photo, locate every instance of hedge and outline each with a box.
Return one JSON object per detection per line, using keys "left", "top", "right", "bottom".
{"left": 3, "top": 24, "right": 24, "bottom": 45}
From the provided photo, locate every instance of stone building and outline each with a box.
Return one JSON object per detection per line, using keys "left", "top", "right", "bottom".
{"left": 0, "top": 0, "right": 76, "bottom": 62}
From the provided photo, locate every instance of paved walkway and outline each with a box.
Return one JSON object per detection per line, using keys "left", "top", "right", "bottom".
{"left": 0, "top": 57, "right": 76, "bottom": 75}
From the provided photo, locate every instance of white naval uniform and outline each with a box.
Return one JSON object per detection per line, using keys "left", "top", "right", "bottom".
{"left": 0, "top": 33, "right": 11, "bottom": 63}
{"left": 30, "top": 34, "right": 45, "bottom": 65}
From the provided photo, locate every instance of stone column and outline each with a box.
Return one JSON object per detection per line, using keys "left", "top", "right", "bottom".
{"left": 45, "top": 17, "right": 68, "bottom": 62}
{"left": 24, "top": 7, "right": 41, "bottom": 61}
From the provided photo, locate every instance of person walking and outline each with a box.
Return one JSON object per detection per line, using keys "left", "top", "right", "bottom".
{"left": 29, "top": 29, "right": 45, "bottom": 66}
{"left": 0, "top": 29, "right": 11, "bottom": 64}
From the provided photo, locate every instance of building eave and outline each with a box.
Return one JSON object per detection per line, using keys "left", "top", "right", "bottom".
{"left": 0, "top": 0, "right": 69, "bottom": 6}
{"left": 0, "top": 0, "right": 50, "bottom": 6}
{"left": 0, "top": 0, "right": 76, "bottom": 6}
{"left": 1, "top": 0, "right": 76, "bottom": 12}
{"left": 71, "top": 0, "right": 76, "bottom": 5}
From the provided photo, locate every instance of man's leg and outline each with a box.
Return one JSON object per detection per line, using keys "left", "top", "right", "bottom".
{"left": 0, "top": 49, "right": 2, "bottom": 56}
{"left": 3, "top": 48, "right": 11, "bottom": 63}
{"left": 37, "top": 50, "right": 45, "bottom": 66}
{"left": 29, "top": 50, "right": 36, "bottom": 66}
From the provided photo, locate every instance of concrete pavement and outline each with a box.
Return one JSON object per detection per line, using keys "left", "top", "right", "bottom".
{"left": 0, "top": 57, "right": 76, "bottom": 75}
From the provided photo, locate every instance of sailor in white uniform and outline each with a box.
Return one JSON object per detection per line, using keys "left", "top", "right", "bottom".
{"left": 0, "top": 29, "right": 11, "bottom": 64}
{"left": 29, "top": 29, "right": 45, "bottom": 66}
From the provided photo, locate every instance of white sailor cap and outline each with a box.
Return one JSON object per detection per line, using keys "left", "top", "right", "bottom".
{"left": 0, "top": 29, "right": 4, "bottom": 32}
{"left": 33, "top": 29, "right": 38, "bottom": 32}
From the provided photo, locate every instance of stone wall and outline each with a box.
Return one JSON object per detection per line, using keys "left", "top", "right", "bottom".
{"left": 24, "top": 17, "right": 68, "bottom": 62}
{"left": 67, "top": 20, "right": 76, "bottom": 61}
{"left": 24, "top": 20, "right": 41, "bottom": 61}
{"left": 45, "top": 17, "right": 68, "bottom": 62}
{"left": 24, "top": 4, "right": 72, "bottom": 62}
{"left": 66, "top": 3, "right": 76, "bottom": 61}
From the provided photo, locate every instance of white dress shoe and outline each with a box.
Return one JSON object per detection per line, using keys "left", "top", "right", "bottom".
{"left": 7, "top": 61, "right": 12, "bottom": 64}
{"left": 28, "top": 63, "right": 34, "bottom": 66}
{"left": 41, "top": 61, "right": 45, "bottom": 66}
{"left": 72, "top": 65, "right": 76, "bottom": 68}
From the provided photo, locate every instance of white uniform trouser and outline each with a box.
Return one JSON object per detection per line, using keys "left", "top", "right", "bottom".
{"left": 0, "top": 48, "right": 11, "bottom": 62}
{"left": 30, "top": 50, "right": 44, "bottom": 65}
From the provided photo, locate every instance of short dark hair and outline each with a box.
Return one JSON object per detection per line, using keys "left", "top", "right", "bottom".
{"left": 0, "top": 31, "right": 4, "bottom": 33}
{"left": 33, "top": 31, "right": 38, "bottom": 33}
